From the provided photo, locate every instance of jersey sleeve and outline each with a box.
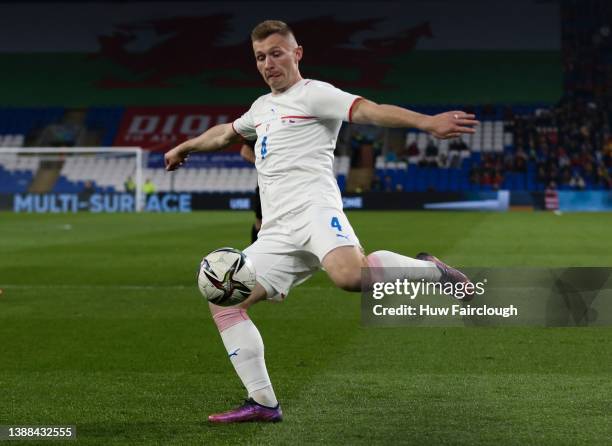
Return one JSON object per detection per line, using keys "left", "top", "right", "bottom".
{"left": 232, "top": 102, "right": 258, "bottom": 141}
{"left": 305, "top": 81, "right": 361, "bottom": 122}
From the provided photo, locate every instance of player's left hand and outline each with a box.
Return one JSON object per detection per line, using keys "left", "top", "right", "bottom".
{"left": 424, "top": 111, "right": 479, "bottom": 139}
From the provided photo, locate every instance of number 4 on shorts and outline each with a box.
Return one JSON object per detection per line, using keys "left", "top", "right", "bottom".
{"left": 330, "top": 216, "right": 342, "bottom": 232}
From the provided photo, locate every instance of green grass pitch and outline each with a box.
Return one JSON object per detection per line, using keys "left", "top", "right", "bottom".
{"left": 1, "top": 211, "right": 611, "bottom": 445}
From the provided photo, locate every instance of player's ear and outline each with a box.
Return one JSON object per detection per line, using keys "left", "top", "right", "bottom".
{"left": 295, "top": 45, "right": 303, "bottom": 62}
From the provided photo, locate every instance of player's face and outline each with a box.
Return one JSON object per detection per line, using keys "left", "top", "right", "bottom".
{"left": 253, "top": 33, "right": 303, "bottom": 93}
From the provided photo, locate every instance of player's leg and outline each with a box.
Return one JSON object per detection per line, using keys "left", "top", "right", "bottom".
{"left": 208, "top": 233, "right": 316, "bottom": 423}
{"left": 320, "top": 245, "right": 366, "bottom": 291}
{"left": 322, "top": 245, "right": 442, "bottom": 291}
{"left": 311, "top": 207, "right": 470, "bottom": 294}
{"left": 208, "top": 284, "right": 282, "bottom": 423}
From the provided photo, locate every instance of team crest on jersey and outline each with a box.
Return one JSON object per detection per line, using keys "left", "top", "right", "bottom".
{"left": 255, "top": 109, "right": 282, "bottom": 137}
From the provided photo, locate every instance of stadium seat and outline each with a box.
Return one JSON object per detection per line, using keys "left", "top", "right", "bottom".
{"left": 0, "top": 134, "right": 25, "bottom": 147}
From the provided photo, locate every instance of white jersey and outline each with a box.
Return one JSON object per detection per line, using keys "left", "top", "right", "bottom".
{"left": 233, "top": 79, "right": 360, "bottom": 226}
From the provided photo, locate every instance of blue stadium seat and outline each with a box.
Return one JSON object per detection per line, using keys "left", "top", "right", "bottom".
{"left": 85, "top": 107, "right": 125, "bottom": 147}
{"left": 0, "top": 107, "right": 64, "bottom": 138}
{"left": 0, "top": 167, "right": 32, "bottom": 193}
{"left": 416, "top": 167, "right": 427, "bottom": 192}
{"left": 402, "top": 164, "right": 416, "bottom": 191}
{"left": 427, "top": 168, "right": 439, "bottom": 191}
{"left": 515, "top": 173, "right": 526, "bottom": 190}
{"left": 438, "top": 169, "right": 449, "bottom": 192}
{"left": 448, "top": 169, "right": 460, "bottom": 191}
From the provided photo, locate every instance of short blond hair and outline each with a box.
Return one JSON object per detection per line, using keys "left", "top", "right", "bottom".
{"left": 251, "top": 20, "right": 295, "bottom": 42}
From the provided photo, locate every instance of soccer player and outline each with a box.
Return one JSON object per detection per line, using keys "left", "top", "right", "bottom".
{"left": 239, "top": 139, "right": 263, "bottom": 242}
{"left": 165, "top": 20, "right": 478, "bottom": 423}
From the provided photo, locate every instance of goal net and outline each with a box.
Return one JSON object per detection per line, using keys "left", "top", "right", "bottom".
{"left": 0, "top": 147, "right": 145, "bottom": 212}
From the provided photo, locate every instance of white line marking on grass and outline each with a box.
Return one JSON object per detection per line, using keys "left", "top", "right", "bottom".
{"left": 1, "top": 284, "right": 189, "bottom": 290}
{"left": 0, "top": 284, "right": 331, "bottom": 291}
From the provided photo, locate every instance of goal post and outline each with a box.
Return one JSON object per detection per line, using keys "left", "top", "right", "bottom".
{"left": 0, "top": 147, "right": 146, "bottom": 212}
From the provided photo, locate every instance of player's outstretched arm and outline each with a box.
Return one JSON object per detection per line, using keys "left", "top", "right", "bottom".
{"left": 165, "top": 123, "right": 242, "bottom": 171}
{"left": 350, "top": 99, "right": 478, "bottom": 139}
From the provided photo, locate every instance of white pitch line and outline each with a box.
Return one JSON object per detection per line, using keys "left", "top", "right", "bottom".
{"left": 0, "top": 284, "right": 332, "bottom": 291}
{"left": 0, "top": 284, "right": 190, "bottom": 290}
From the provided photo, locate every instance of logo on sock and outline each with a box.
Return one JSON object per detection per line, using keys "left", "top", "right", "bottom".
{"left": 228, "top": 348, "right": 240, "bottom": 358}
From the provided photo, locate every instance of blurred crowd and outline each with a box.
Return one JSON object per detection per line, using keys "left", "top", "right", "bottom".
{"left": 468, "top": 100, "right": 612, "bottom": 190}
{"left": 346, "top": 98, "right": 612, "bottom": 191}
{"left": 515, "top": 99, "right": 610, "bottom": 190}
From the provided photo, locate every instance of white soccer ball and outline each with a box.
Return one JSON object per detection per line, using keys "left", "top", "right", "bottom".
{"left": 197, "top": 247, "right": 256, "bottom": 306}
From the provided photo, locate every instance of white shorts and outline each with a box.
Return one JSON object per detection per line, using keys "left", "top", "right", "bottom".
{"left": 243, "top": 206, "right": 360, "bottom": 301}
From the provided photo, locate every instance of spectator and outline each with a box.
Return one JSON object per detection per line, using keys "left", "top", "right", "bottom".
{"left": 469, "top": 167, "right": 480, "bottom": 185}
{"left": 449, "top": 152, "right": 461, "bottom": 169}
{"left": 143, "top": 178, "right": 156, "bottom": 195}
{"left": 407, "top": 141, "right": 419, "bottom": 157}
{"left": 481, "top": 171, "right": 492, "bottom": 187}
{"left": 438, "top": 152, "right": 448, "bottom": 168}
{"left": 371, "top": 175, "right": 382, "bottom": 192}
{"left": 385, "top": 151, "right": 397, "bottom": 162}
{"left": 569, "top": 172, "right": 586, "bottom": 190}
{"left": 80, "top": 180, "right": 95, "bottom": 201}
{"left": 383, "top": 175, "right": 393, "bottom": 192}
{"left": 425, "top": 139, "right": 438, "bottom": 158}
{"left": 492, "top": 170, "right": 504, "bottom": 190}
{"left": 124, "top": 176, "right": 136, "bottom": 193}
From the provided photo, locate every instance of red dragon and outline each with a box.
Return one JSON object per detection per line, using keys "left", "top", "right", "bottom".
{"left": 92, "top": 14, "right": 432, "bottom": 90}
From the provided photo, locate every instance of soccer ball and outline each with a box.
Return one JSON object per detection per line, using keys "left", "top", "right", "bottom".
{"left": 197, "top": 247, "right": 257, "bottom": 306}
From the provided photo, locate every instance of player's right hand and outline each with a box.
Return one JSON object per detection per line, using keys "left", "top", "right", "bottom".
{"left": 165, "top": 146, "right": 189, "bottom": 171}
